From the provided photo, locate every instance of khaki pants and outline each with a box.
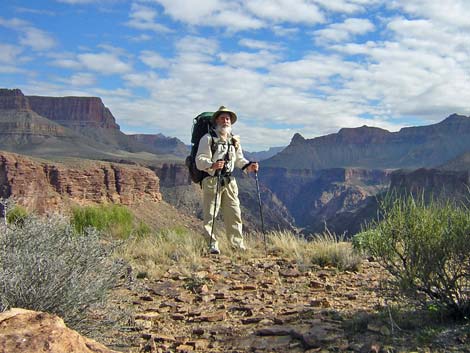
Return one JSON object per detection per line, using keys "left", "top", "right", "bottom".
{"left": 202, "top": 176, "right": 245, "bottom": 249}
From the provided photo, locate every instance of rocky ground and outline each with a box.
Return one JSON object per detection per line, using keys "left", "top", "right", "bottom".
{"left": 104, "top": 253, "right": 470, "bottom": 353}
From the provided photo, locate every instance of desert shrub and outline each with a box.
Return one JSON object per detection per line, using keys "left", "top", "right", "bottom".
{"left": 0, "top": 214, "right": 123, "bottom": 332}
{"left": 71, "top": 204, "right": 148, "bottom": 239}
{"left": 355, "top": 194, "right": 470, "bottom": 317}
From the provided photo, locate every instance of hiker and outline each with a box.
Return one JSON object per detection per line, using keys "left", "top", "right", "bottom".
{"left": 196, "top": 106, "right": 259, "bottom": 254}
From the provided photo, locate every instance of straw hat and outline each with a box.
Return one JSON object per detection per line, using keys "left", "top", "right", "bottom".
{"left": 212, "top": 106, "right": 237, "bottom": 124}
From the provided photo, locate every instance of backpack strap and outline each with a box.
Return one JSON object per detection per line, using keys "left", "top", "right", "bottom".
{"left": 209, "top": 129, "right": 217, "bottom": 154}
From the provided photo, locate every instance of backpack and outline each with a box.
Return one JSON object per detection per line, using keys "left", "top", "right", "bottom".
{"left": 185, "top": 112, "right": 216, "bottom": 184}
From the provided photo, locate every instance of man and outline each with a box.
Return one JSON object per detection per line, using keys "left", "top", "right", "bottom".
{"left": 196, "top": 106, "right": 259, "bottom": 254}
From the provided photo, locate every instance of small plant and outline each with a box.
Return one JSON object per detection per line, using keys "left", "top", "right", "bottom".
{"left": 268, "top": 230, "right": 362, "bottom": 271}
{"left": 71, "top": 204, "right": 148, "bottom": 239}
{"left": 357, "top": 193, "right": 470, "bottom": 318}
{"left": 0, "top": 214, "right": 124, "bottom": 333}
{"left": 309, "top": 232, "right": 362, "bottom": 271}
{"left": 6, "top": 205, "right": 29, "bottom": 225}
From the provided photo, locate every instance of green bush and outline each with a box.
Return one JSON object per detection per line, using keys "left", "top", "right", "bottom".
{"left": 71, "top": 204, "right": 138, "bottom": 239}
{"left": 355, "top": 194, "right": 470, "bottom": 317}
{"left": 6, "top": 205, "right": 29, "bottom": 225}
{"left": 0, "top": 214, "right": 124, "bottom": 333}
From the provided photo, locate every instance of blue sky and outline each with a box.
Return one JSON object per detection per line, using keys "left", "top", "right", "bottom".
{"left": 1, "top": 0, "right": 470, "bottom": 151}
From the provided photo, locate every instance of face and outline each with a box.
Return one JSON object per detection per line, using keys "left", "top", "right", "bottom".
{"left": 215, "top": 113, "right": 232, "bottom": 127}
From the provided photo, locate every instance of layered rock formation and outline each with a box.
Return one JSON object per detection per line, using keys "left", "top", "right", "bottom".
{"left": 259, "top": 114, "right": 470, "bottom": 234}
{"left": 390, "top": 168, "right": 470, "bottom": 203}
{"left": 27, "top": 95, "right": 120, "bottom": 130}
{"left": 264, "top": 114, "right": 470, "bottom": 170}
{"left": 0, "top": 88, "right": 188, "bottom": 159}
{"left": 260, "top": 167, "right": 390, "bottom": 235}
{"left": 0, "top": 151, "right": 161, "bottom": 212}
{"left": 0, "top": 88, "right": 31, "bottom": 110}
{"left": 129, "top": 134, "right": 189, "bottom": 158}
{"left": 439, "top": 151, "right": 470, "bottom": 171}
{"left": 0, "top": 308, "right": 118, "bottom": 353}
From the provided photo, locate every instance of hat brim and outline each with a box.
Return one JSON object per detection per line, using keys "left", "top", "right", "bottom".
{"left": 212, "top": 110, "right": 237, "bottom": 124}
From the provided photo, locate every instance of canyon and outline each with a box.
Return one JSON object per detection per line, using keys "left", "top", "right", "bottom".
{"left": 2, "top": 87, "right": 470, "bottom": 235}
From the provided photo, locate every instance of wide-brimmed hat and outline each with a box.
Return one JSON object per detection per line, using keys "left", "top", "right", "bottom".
{"left": 212, "top": 106, "right": 237, "bottom": 124}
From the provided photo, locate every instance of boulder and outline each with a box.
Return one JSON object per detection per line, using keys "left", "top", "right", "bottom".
{"left": 0, "top": 308, "right": 118, "bottom": 353}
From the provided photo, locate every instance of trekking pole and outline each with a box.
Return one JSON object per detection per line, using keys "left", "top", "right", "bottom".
{"left": 254, "top": 171, "right": 267, "bottom": 254}
{"left": 209, "top": 167, "right": 222, "bottom": 253}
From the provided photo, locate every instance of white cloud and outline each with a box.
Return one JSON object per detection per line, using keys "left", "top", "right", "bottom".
{"left": 175, "top": 36, "right": 219, "bottom": 63}
{"left": 128, "top": 34, "right": 152, "bottom": 42}
{"left": 209, "top": 9, "right": 264, "bottom": 30}
{"left": 390, "top": 0, "right": 470, "bottom": 29}
{"left": 126, "top": 3, "right": 171, "bottom": 33}
{"left": 218, "top": 50, "right": 280, "bottom": 69}
{"left": 271, "top": 25, "right": 299, "bottom": 37}
{"left": 238, "top": 38, "right": 283, "bottom": 51}
{"left": 140, "top": 50, "right": 169, "bottom": 68}
{"left": 314, "top": 18, "right": 374, "bottom": 44}
{"left": 0, "top": 17, "right": 56, "bottom": 51}
{"left": 19, "top": 27, "right": 57, "bottom": 51}
{"left": 154, "top": 0, "right": 223, "bottom": 24}
{"left": 78, "top": 52, "right": 133, "bottom": 74}
{"left": 68, "top": 72, "right": 97, "bottom": 86}
{"left": 0, "top": 44, "right": 23, "bottom": 63}
{"left": 313, "top": 0, "right": 378, "bottom": 14}
{"left": 152, "top": 0, "right": 319, "bottom": 31}
{"left": 51, "top": 51, "right": 133, "bottom": 74}
{"left": 246, "top": 0, "right": 324, "bottom": 24}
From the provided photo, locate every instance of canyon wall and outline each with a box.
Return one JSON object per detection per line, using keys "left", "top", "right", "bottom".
{"left": 0, "top": 151, "right": 162, "bottom": 212}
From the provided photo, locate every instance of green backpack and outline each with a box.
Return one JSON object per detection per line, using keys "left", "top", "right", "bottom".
{"left": 185, "top": 112, "right": 216, "bottom": 184}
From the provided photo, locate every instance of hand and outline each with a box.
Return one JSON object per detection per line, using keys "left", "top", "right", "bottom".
{"left": 212, "top": 160, "right": 225, "bottom": 170}
{"left": 247, "top": 162, "right": 259, "bottom": 173}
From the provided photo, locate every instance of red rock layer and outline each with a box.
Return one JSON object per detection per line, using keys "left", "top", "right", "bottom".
{"left": 0, "top": 151, "right": 161, "bottom": 212}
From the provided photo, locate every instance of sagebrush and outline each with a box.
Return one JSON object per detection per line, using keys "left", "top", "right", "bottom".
{"left": 0, "top": 213, "right": 124, "bottom": 333}
{"left": 354, "top": 194, "right": 470, "bottom": 317}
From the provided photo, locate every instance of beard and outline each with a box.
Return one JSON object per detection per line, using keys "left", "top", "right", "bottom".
{"left": 216, "top": 124, "right": 232, "bottom": 135}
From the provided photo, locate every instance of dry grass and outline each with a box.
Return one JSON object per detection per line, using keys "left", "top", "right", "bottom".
{"left": 266, "top": 230, "right": 362, "bottom": 271}
{"left": 119, "top": 228, "right": 362, "bottom": 279}
{"left": 118, "top": 228, "right": 208, "bottom": 278}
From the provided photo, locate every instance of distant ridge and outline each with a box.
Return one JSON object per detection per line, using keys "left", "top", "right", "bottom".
{"left": 0, "top": 88, "right": 188, "bottom": 161}
{"left": 263, "top": 114, "right": 470, "bottom": 170}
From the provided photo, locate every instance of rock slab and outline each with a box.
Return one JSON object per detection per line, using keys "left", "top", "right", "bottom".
{"left": 0, "top": 308, "right": 118, "bottom": 353}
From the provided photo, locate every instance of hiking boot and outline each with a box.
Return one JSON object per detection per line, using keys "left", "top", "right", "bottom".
{"left": 210, "top": 243, "right": 220, "bottom": 255}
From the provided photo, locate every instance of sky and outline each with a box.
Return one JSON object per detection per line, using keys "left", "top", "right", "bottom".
{"left": 1, "top": 0, "right": 470, "bottom": 151}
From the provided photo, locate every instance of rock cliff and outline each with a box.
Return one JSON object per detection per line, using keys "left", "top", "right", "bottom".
{"left": 0, "top": 88, "right": 188, "bottom": 159}
{"left": 27, "top": 95, "right": 120, "bottom": 130}
{"left": 0, "top": 88, "right": 31, "bottom": 110}
{"left": 0, "top": 151, "right": 161, "bottom": 212}
{"left": 260, "top": 167, "right": 391, "bottom": 235}
{"left": 263, "top": 114, "right": 470, "bottom": 170}
{"left": 390, "top": 168, "right": 470, "bottom": 203}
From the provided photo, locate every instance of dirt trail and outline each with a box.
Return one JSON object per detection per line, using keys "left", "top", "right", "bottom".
{"left": 110, "top": 254, "right": 401, "bottom": 353}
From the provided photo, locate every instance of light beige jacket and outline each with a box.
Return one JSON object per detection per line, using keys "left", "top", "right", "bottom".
{"left": 196, "top": 132, "right": 249, "bottom": 176}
